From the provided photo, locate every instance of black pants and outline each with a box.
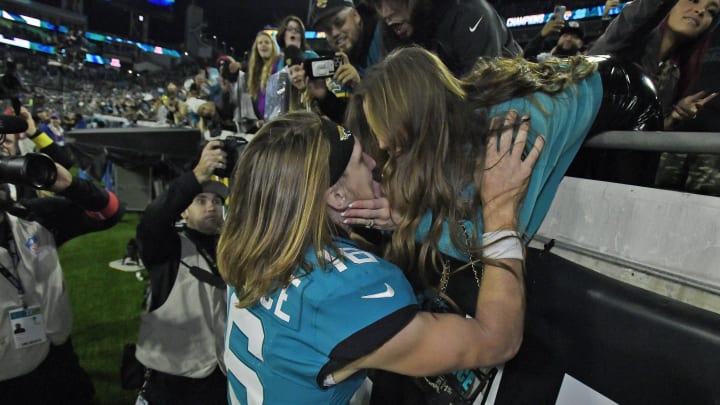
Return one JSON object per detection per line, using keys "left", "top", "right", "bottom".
{"left": 141, "top": 367, "right": 227, "bottom": 405}
{"left": 0, "top": 338, "right": 95, "bottom": 405}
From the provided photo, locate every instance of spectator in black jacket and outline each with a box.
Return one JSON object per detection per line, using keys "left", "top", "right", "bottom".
{"left": 370, "top": 0, "right": 522, "bottom": 75}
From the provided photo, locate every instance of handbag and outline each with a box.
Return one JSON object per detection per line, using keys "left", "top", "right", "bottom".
{"left": 120, "top": 343, "right": 146, "bottom": 390}
{"left": 412, "top": 224, "right": 499, "bottom": 405}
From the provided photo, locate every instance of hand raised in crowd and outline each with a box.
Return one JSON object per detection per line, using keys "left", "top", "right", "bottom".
{"left": 307, "top": 77, "right": 328, "bottom": 100}
{"left": 193, "top": 140, "right": 226, "bottom": 183}
{"left": 603, "top": 0, "right": 620, "bottom": 17}
{"left": 19, "top": 106, "right": 36, "bottom": 137}
{"left": 228, "top": 60, "right": 241, "bottom": 75}
{"left": 478, "top": 110, "right": 544, "bottom": 231}
{"left": 541, "top": 17, "right": 565, "bottom": 37}
{"left": 342, "top": 196, "right": 401, "bottom": 231}
{"left": 669, "top": 90, "right": 718, "bottom": 123}
{"left": 333, "top": 52, "right": 360, "bottom": 88}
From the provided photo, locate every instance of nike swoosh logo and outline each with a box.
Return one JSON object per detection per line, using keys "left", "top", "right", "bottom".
{"left": 361, "top": 283, "right": 395, "bottom": 299}
{"left": 469, "top": 17, "right": 483, "bottom": 32}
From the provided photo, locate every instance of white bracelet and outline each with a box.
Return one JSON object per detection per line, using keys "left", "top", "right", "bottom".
{"left": 482, "top": 230, "right": 524, "bottom": 260}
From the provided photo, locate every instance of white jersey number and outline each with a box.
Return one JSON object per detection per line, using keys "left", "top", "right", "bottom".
{"left": 226, "top": 294, "right": 265, "bottom": 405}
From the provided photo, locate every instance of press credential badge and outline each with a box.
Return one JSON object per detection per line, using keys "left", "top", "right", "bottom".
{"left": 9, "top": 305, "right": 47, "bottom": 348}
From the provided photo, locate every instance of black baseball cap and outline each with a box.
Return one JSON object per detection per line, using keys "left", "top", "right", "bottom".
{"left": 560, "top": 21, "right": 585, "bottom": 40}
{"left": 201, "top": 180, "right": 228, "bottom": 200}
{"left": 320, "top": 117, "right": 355, "bottom": 185}
{"left": 308, "top": 0, "right": 354, "bottom": 30}
{"left": 283, "top": 45, "right": 305, "bottom": 67}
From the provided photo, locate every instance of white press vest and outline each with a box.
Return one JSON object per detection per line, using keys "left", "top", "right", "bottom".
{"left": 135, "top": 233, "right": 227, "bottom": 378}
{"left": 0, "top": 214, "right": 70, "bottom": 381}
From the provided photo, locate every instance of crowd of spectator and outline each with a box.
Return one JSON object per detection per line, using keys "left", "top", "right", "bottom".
{"left": 1, "top": 0, "right": 719, "bottom": 403}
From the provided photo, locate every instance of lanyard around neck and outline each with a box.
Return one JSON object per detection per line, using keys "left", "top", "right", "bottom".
{"left": 0, "top": 224, "right": 26, "bottom": 304}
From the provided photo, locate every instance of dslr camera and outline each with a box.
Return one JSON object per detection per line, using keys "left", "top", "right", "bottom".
{"left": 212, "top": 135, "right": 248, "bottom": 178}
{"left": 217, "top": 58, "right": 239, "bottom": 83}
{"left": 304, "top": 56, "right": 344, "bottom": 79}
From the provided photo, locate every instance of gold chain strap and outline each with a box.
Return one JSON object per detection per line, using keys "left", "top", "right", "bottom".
{"left": 438, "top": 222, "right": 483, "bottom": 295}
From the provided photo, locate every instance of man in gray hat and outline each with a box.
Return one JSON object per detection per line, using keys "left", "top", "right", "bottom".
{"left": 133, "top": 140, "right": 229, "bottom": 404}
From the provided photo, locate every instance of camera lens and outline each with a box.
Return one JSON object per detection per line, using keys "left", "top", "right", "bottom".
{"left": 0, "top": 153, "right": 57, "bottom": 189}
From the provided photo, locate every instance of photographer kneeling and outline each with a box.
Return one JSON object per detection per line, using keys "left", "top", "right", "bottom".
{"left": 0, "top": 113, "right": 124, "bottom": 404}
{"left": 133, "top": 140, "right": 229, "bottom": 404}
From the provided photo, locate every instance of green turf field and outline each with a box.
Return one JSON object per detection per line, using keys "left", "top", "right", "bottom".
{"left": 59, "top": 212, "right": 145, "bottom": 404}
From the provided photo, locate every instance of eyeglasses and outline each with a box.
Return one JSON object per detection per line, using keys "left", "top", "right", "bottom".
{"left": 285, "top": 26, "right": 302, "bottom": 34}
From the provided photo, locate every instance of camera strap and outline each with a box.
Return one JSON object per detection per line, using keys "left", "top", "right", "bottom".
{"left": 180, "top": 231, "right": 225, "bottom": 290}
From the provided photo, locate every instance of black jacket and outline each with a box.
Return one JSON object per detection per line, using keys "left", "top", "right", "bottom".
{"left": 383, "top": 0, "right": 522, "bottom": 76}
{"left": 136, "top": 172, "right": 219, "bottom": 311}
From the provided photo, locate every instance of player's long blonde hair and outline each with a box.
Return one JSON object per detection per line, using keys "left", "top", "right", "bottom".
{"left": 218, "top": 112, "right": 338, "bottom": 308}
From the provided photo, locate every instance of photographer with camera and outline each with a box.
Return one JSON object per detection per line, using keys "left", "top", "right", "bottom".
{"left": 0, "top": 107, "right": 75, "bottom": 202}
{"left": 309, "top": 0, "right": 386, "bottom": 77}
{"left": 132, "top": 140, "right": 229, "bottom": 405}
{"left": 308, "top": 0, "right": 388, "bottom": 122}
{"left": 0, "top": 112, "right": 124, "bottom": 404}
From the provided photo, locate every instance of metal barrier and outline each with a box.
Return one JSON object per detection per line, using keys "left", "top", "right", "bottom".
{"left": 585, "top": 130, "right": 720, "bottom": 153}
{"left": 536, "top": 140, "right": 720, "bottom": 315}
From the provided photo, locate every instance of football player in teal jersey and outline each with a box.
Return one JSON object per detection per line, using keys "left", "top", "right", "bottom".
{"left": 218, "top": 111, "right": 538, "bottom": 404}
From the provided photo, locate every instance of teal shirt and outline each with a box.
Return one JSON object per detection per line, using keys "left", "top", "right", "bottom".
{"left": 416, "top": 71, "right": 603, "bottom": 260}
{"left": 225, "top": 238, "right": 417, "bottom": 404}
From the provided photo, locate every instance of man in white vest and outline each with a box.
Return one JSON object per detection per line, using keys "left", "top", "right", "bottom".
{"left": 0, "top": 112, "right": 124, "bottom": 404}
{"left": 134, "top": 139, "right": 228, "bottom": 404}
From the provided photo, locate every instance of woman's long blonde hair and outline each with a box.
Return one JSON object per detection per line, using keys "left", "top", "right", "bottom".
{"left": 347, "top": 46, "right": 596, "bottom": 280}
{"left": 218, "top": 112, "right": 338, "bottom": 307}
{"left": 247, "top": 31, "right": 279, "bottom": 100}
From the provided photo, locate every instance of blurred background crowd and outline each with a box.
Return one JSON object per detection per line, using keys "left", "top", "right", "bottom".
{"left": 0, "top": 0, "right": 719, "bottom": 191}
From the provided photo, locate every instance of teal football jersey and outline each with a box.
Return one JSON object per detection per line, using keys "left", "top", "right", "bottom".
{"left": 416, "top": 71, "right": 604, "bottom": 259}
{"left": 225, "top": 238, "right": 418, "bottom": 404}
